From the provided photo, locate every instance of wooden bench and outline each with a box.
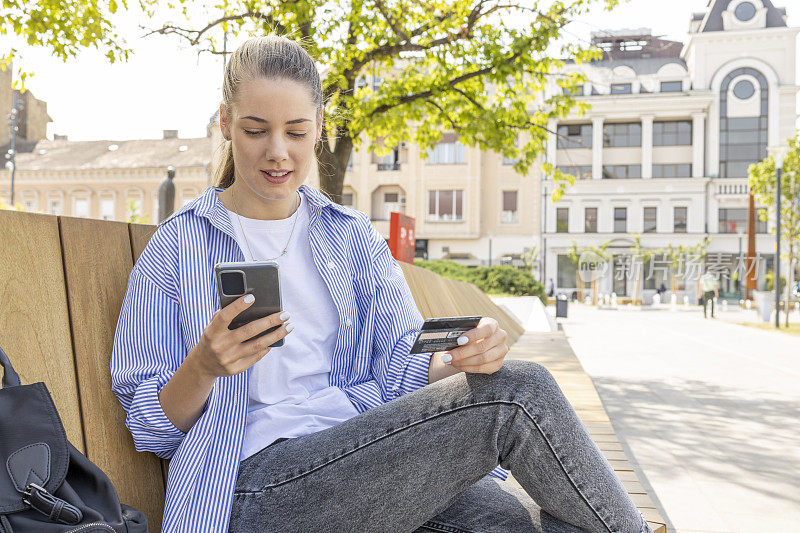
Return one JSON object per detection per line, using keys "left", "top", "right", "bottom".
{"left": 0, "top": 209, "right": 665, "bottom": 532}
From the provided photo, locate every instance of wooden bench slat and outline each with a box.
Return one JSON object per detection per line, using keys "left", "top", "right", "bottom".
{"left": 0, "top": 210, "right": 85, "bottom": 452}
{"left": 59, "top": 216, "right": 166, "bottom": 531}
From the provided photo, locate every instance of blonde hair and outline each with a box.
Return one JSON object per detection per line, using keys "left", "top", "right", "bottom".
{"left": 213, "top": 36, "right": 323, "bottom": 188}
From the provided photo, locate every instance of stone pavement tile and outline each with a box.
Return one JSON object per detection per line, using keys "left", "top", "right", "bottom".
{"left": 694, "top": 479, "right": 800, "bottom": 516}
{"left": 717, "top": 511, "right": 800, "bottom": 533}
{"left": 637, "top": 469, "right": 728, "bottom": 533}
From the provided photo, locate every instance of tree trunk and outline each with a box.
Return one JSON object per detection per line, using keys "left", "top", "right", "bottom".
{"left": 316, "top": 126, "right": 354, "bottom": 204}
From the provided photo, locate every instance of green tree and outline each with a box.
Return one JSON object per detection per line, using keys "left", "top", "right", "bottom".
{"left": 125, "top": 198, "right": 150, "bottom": 224}
{"left": 748, "top": 134, "right": 800, "bottom": 326}
{"left": 142, "top": 0, "right": 615, "bottom": 201}
{"left": 1, "top": 0, "right": 130, "bottom": 88}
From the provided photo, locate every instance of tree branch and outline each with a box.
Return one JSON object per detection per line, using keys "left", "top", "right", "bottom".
{"left": 141, "top": 12, "right": 285, "bottom": 46}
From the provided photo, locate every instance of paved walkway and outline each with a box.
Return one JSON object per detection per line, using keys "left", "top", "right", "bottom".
{"left": 557, "top": 304, "right": 800, "bottom": 533}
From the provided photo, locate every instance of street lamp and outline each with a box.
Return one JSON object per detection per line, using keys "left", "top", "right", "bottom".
{"left": 768, "top": 144, "right": 789, "bottom": 328}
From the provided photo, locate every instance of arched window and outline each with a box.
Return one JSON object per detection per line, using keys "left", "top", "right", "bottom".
{"left": 719, "top": 67, "right": 768, "bottom": 178}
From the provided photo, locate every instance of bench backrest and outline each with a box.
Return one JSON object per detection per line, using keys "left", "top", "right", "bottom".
{"left": 0, "top": 210, "right": 524, "bottom": 530}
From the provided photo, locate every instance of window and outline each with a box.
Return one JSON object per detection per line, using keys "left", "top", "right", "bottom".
{"left": 557, "top": 165, "right": 592, "bottom": 180}
{"left": 611, "top": 83, "right": 632, "bottom": 95}
{"left": 602, "top": 165, "right": 641, "bottom": 179}
{"left": 341, "top": 193, "right": 354, "bottom": 208}
{"left": 757, "top": 208, "right": 768, "bottom": 233}
{"left": 557, "top": 254, "right": 577, "bottom": 288}
{"left": 426, "top": 134, "right": 465, "bottom": 164}
{"left": 720, "top": 116, "right": 767, "bottom": 178}
{"left": 660, "top": 81, "right": 683, "bottom": 93}
{"left": 614, "top": 207, "right": 627, "bottom": 233}
{"left": 652, "top": 163, "right": 692, "bottom": 178}
{"left": 733, "top": 80, "right": 755, "bottom": 99}
{"left": 653, "top": 121, "right": 692, "bottom": 146}
{"left": 643, "top": 254, "right": 669, "bottom": 290}
{"left": 718, "top": 208, "right": 748, "bottom": 234}
{"left": 673, "top": 206, "right": 687, "bottom": 233}
{"left": 643, "top": 207, "right": 657, "bottom": 233}
{"left": 501, "top": 191, "right": 518, "bottom": 223}
{"left": 556, "top": 208, "right": 569, "bottom": 233}
{"left": 73, "top": 198, "right": 89, "bottom": 218}
{"left": 562, "top": 86, "right": 584, "bottom": 96}
{"left": 428, "top": 190, "right": 463, "bottom": 221}
{"left": 556, "top": 124, "right": 592, "bottom": 149}
{"left": 603, "top": 122, "right": 641, "bottom": 147}
{"left": 48, "top": 198, "right": 63, "bottom": 215}
{"left": 374, "top": 147, "right": 400, "bottom": 170}
{"left": 719, "top": 68, "right": 768, "bottom": 178}
{"left": 584, "top": 207, "right": 598, "bottom": 233}
{"left": 346, "top": 153, "right": 354, "bottom": 171}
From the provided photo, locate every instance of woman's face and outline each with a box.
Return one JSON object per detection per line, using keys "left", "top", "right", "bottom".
{"left": 220, "top": 77, "right": 322, "bottom": 209}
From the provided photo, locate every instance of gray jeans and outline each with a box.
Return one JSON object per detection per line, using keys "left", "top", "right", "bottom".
{"left": 228, "top": 360, "right": 650, "bottom": 533}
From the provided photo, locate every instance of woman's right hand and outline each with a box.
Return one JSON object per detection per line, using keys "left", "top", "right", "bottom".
{"left": 188, "top": 294, "right": 293, "bottom": 378}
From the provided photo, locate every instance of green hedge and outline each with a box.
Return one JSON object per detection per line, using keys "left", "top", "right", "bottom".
{"left": 414, "top": 260, "right": 546, "bottom": 303}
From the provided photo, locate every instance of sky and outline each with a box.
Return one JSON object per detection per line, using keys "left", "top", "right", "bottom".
{"left": 6, "top": 0, "right": 799, "bottom": 142}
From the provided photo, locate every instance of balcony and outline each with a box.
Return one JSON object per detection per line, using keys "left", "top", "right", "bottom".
{"left": 377, "top": 162, "right": 401, "bottom": 171}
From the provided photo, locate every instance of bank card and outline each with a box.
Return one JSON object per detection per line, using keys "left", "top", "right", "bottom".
{"left": 409, "top": 316, "right": 482, "bottom": 354}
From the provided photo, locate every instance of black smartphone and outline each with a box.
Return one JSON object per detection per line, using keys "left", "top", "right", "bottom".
{"left": 409, "top": 315, "right": 482, "bottom": 354}
{"left": 214, "top": 261, "right": 283, "bottom": 346}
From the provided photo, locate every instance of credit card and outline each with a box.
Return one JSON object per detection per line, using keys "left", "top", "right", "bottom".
{"left": 409, "top": 316, "right": 482, "bottom": 354}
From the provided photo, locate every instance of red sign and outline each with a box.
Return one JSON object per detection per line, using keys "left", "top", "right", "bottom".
{"left": 388, "top": 212, "right": 415, "bottom": 264}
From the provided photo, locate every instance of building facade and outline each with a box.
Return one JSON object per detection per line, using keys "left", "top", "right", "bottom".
{"left": 542, "top": 0, "right": 798, "bottom": 302}
{"left": 1, "top": 131, "right": 212, "bottom": 223}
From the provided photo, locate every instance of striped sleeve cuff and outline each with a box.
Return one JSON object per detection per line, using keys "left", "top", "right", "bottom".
{"left": 488, "top": 465, "right": 510, "bottom": 481}
{"left": 127, "top": 371, "right": 187, "bottom": 443}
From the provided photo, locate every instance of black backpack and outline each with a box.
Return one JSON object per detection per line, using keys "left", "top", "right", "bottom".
{"left": 0, "top": 346, "right": 148, "bottom": 532}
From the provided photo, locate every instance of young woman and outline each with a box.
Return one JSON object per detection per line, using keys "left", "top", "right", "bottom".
{"left": 111, "top": 36, "right": 651, "bottom": 533}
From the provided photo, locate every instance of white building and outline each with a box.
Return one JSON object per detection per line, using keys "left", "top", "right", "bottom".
{"left": 542, "top": 0, "right": 798, "bottom": 303}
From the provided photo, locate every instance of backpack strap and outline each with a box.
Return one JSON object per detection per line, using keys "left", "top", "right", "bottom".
{"left": 0, "top": 348, "right": 20, "bottom": 389}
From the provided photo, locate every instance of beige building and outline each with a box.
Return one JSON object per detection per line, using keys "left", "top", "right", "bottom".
{"left": 5, "top": 107, "right": 541, "bottom": 270}
{"left": 329, "top": 131, "right": 540, "bottom": 267}
{"left": 2, "top": 130, "right": 212, "bottom": 223}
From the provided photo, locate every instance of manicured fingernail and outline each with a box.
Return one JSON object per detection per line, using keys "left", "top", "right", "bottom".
{"left": 285, "top": 323, "right": 295, "bottom": 332}
{"left": 243, "top": 294, "right": 255, "bottom": 303}
{"left": 441, "top": 352, "right": 452, "bottom": 363}
{"left": 280, "top": 311, "right": 290, "bottom": 321}
{"left": 457, "top": 336, "right": 468, "bottom": 346}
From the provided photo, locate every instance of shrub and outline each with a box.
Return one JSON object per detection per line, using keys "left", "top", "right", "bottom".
{"left": 414, "top": 259, "right": 546, "bottom": 303}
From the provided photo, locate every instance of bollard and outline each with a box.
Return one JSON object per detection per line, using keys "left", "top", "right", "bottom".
{"left": 158, "top": 166, "right": 176, "bottom": 223}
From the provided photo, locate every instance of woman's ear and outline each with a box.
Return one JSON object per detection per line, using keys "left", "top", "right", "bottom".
{"left": 219, "top": 103, "right": 231, "bottom": 141}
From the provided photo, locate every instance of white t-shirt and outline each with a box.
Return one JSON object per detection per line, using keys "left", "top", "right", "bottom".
{"left": 224, "top": 189, "right": 361, "bottom": 461}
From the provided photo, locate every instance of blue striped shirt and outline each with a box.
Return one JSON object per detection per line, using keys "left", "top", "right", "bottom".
{"left": 110, "top": 184, "right": 509, "bottom": 532}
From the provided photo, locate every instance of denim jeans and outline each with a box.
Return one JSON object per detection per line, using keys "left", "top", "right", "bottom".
{"left": 228, "top": 359, "right": 651, "bottom": 533}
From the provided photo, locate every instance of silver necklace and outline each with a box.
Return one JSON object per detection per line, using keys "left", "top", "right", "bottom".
{"left": 230, "top": 185, "right": 302, "bottom": 262}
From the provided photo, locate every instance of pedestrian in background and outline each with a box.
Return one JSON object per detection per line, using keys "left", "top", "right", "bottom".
{"left": 700, "top": 269, "right": 719, "bottom": 318}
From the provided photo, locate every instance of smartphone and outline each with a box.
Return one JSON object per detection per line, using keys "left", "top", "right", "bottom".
{"left": 409, "top": 315, "right": 482, "bottom": 354}
{"left": 214, "top": 261, "right": 284, "bottom": 346}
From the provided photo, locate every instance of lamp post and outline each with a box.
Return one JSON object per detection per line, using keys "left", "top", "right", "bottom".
{"left": 768, "top": 145, "right": 789, "bottom": 328}
{"left": 5, "top": 91, "right": 22, "bottom": 205}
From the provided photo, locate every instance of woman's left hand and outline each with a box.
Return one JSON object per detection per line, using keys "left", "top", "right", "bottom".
{"left": 442, "top": 317, "right": 509, "bottom": 374}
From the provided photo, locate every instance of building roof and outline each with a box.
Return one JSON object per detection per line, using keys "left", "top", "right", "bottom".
{"left": 698, "top": 0, "right": 787, "bottom": 32}
{"left": 13, "top": 137, "right": 212, "bottom": 171}
{"left": 590, "top": 56, "right": 687, "bottom": 75}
